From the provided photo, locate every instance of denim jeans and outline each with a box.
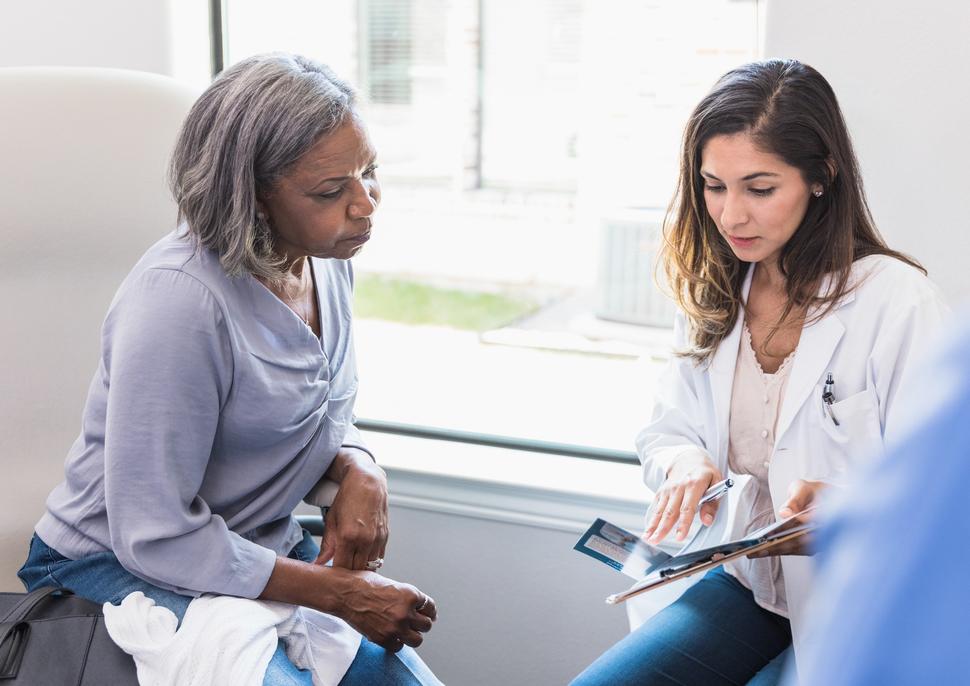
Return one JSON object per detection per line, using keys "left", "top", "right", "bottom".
{"left": 18, "top": 532, "right": 441, "bottom": 686}
{"left": 570, "top": 567, "right": 794, "bottom": 686}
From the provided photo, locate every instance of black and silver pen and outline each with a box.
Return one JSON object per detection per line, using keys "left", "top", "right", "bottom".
{"left": 698, "top": 478, "right": 734, "bottom": 506}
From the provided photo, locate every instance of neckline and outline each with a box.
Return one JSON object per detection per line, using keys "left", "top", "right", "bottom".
{"left": 743, "top": 322, "right": 796, "bottom": 378}
{"left": 248, "top": 258, "right": 324, "bottom": 346}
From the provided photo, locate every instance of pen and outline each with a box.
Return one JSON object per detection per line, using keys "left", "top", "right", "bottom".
{"left": 698, "top": 478, "right": 734, "bottom": 506}
{"left": 822, "top": 372, "right": 841, "bottom": 426}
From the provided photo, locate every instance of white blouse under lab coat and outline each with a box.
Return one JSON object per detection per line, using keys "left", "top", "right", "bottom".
{"left": 634, "top": 254, "right": 949, "bottom": 659}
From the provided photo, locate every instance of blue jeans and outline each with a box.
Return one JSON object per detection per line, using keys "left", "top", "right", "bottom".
{"left": 571, "top": 568, "right": 793, "bottom": 686}
{"left": 18, "top": 532, "right": 441, "bottom": 686}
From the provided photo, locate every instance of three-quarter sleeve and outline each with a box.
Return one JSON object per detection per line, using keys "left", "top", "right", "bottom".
{"left": 101, "top": 267, "right": 277, "bottom": 598}
{"left": 636, "top": 312, "right": 713, "bottom": 492}
{"left": 341, "top": 421, "right": 375, "bottom": 461}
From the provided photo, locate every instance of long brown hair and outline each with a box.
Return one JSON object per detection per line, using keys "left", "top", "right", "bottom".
{"left": 662, "top": 59, "right": 923, "bottom": 363}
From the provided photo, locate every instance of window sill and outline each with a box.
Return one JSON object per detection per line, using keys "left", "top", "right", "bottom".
{"left": 361, "top": 430, "right": 651, "bottom": 534}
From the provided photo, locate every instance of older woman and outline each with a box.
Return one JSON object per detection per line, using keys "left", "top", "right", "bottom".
{"left": 18, "top": 54, "right": 441, "bottom": 686}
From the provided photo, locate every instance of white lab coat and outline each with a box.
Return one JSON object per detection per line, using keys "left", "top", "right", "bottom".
{"left": 631, "top": 254, "right": 949, "bottom": 664}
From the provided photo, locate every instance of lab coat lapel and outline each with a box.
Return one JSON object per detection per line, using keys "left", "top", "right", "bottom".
{"left": 775, "top": 291, "right": 850, "bottom": 444}
{"left": 709, "top": 265, "right": 754, "bottom": 461}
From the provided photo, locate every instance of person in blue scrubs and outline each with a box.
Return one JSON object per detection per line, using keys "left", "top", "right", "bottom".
{"left": 790, "top": 318, "right": 970, "bottom": 685}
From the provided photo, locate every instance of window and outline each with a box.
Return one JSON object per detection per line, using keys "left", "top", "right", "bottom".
{"left": 360, "top": 0, "right": 414, "bottom": 105}
{"left": 220, "top": 0, "right": 761, "bottom": 457}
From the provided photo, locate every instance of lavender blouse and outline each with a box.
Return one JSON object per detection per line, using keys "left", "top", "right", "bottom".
{"left": 36, "top": 229, "right": 369, "bottom": 599}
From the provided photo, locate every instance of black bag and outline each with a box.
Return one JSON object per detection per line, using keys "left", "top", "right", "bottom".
{"left": 0, "top": 586, "right": 138, "bottom": 684}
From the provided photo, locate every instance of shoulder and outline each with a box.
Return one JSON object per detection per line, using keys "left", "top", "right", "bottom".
{"left": 847, "top": 254, "right": 944, "bottom": 311}
{"left": 108, "top": 231, "right": 233, "bottom": 329}
{"left": 118, "top": 229, "right": 244, "bottom": 311}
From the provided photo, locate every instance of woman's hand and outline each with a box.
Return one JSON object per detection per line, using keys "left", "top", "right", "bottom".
{"left": 316, "top": 448, "right": 389, "bottom": 571}
{"left": 643, "top": 454, "right": 723, "bottom": 544}
{"left": 748, "top": 479, "right": 827, "bottom": 558}
{"left": 260, "top": 558, "right": 435, "bottom": 653}
{"left": 334, "top": 569, "right": 437, "bottom": 652}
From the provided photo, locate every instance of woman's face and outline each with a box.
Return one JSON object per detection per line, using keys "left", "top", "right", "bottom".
{"left": 700, "top": 132, "right": 816, "bottom": 268}
{"left": 260, "top": 115, "right": 380, "bottom": 263}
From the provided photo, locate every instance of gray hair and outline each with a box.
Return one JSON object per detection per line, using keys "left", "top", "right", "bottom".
{"left": 168, "top": 53, "right": 357, "bottom": 280}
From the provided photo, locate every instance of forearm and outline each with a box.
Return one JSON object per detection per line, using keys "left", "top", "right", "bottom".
{"left": 258, "top": 556, "right": 356, "bottom": 615}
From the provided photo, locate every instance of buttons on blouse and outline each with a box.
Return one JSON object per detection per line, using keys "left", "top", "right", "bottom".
{"left": 760, "top": 429, "right": 769, "bottom": 439}
{"left": 763, "top": 461, "right": 770, "bottom": 469}
{"left": 764, "top": 395, "right": 769, "bottom": 404}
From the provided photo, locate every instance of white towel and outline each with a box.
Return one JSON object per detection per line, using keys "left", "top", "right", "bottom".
{"left": 103, "top": 592, "right": 361, "bottom": 686}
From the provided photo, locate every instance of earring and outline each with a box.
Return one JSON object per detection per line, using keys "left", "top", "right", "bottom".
{"left": 256, "top": 211, "right": 267, "bottom": 221}
{"left": 813, "top": 188, "right": 823, "bottom": 198}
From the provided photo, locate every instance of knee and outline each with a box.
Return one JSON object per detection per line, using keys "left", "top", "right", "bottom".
{"left": 262, "top": 644, "right": 313, "bottom": 686}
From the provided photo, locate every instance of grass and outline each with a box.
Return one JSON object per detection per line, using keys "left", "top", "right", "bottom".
{"left": 354, "top": 274, "right": 538, "bottom": 331}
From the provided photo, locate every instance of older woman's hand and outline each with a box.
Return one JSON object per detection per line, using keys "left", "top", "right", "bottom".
{"left": 336, "top": 570, "right": 437, "bottom": 652}
{"left": 260, "top": 557, "right": 436, "bottom": 653}
{"left": 316, "top": 448, "right": 389, "bottom": 571}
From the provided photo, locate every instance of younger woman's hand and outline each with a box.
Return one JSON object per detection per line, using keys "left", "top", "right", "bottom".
{"left": 748, "top": 479, "right": 827, "bottom": 558}
{"left": 643, "top": 454, "right": 723, "bottom": 544}
{"left": 316, "top": 448, "right": 389, "bottom": 571}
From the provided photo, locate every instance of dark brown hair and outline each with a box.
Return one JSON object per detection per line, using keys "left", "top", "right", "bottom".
{"left": 662, "top": 59, "right": 923, "bottom": 363}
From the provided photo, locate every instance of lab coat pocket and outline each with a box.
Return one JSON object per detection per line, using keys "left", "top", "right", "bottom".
{"left": 810, "top": 385, "right": 884, "bottom": 478}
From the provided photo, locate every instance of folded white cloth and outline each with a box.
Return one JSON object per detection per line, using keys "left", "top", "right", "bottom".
{"left": 103, "top": 592, "right": 361, "bottom": 686}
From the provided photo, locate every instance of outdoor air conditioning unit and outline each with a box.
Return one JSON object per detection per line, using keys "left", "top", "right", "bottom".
{"left": 596, "top": 207, "right": 677, "bottom": 328}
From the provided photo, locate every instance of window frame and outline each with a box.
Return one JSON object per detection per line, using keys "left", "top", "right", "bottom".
{"left": 206, "top": 0, "right": 761, "bottom": 466}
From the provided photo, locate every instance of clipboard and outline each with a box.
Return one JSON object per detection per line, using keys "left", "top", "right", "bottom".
{"left": 605, "top": 526, "right": 812, "bottom": 604}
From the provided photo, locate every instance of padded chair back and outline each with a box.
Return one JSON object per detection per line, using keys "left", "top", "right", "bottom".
{"left": 0, "top": 67, "right": 200, "bottom": 589}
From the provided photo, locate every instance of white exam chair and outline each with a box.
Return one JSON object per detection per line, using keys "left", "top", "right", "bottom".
{"left": 0, "top": 67, "right": 200, "bottom": 589}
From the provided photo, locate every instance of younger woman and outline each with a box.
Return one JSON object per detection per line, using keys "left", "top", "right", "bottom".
{"left": 572, "top": 59, "right": 947, "bottom": 685}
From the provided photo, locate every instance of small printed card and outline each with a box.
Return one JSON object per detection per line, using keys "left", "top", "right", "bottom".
{"left": 573, "top": 518, "right": 673, "bottom": 580}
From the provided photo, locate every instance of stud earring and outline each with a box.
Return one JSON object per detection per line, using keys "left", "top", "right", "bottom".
{"left": 256, "top": 211, "right": 267, "bottom": 221}
{"left": 813, "top": 188, "right": 823, "bottom": 198}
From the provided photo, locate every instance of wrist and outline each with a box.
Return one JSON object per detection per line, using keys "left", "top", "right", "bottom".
{"left": 667, "top": 451, "right": 715, "bottom": 479}
{"left": 315, "top": 565, "right": 357, "bottom": 616}
{"left": 329, "top": 448, "right": 386, "bottom": 483}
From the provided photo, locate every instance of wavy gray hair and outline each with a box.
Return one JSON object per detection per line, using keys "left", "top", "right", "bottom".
{"left": 169, "top": 53, "right": 357, "bottom": 280}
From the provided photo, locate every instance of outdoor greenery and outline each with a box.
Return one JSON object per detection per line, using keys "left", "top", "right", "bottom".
{"left": 354, "top": 274, "right": 538, "bottom": 331}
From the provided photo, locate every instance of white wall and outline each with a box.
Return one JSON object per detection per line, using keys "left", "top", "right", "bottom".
{"left": 765, "top": 0, "right": 970, "bottom": 303}
{"left": 291, "top": 448, "right": 649, "bottom": 686}
{"left": 0, "top": 0, "right": 210, "bottom": 87}
{"left": 0, "top": 0, "right": 172, "bottom": 72}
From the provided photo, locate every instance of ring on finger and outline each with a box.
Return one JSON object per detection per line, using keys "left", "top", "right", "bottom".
{"left": 416, "top": 595, "right": 430, "bottom": 612}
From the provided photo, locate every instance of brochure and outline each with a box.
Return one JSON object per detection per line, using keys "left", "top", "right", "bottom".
{"left": 574, "top": 509, "right": 816, "bottom": 604}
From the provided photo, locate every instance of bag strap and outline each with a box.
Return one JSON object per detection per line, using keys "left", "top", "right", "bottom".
{"left": 0, "top": 587, "right": 73, "bottom": 680}
{"left": 0, "top": 587, "right": 72, "bottom": 625}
